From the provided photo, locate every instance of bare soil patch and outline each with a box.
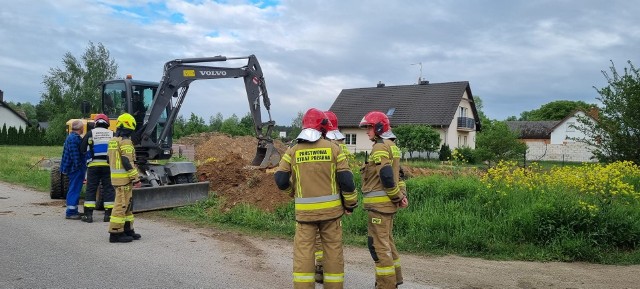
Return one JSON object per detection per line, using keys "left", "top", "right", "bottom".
{"left": 178, "top": 132, "right": 290, "bottom": 212}
{"left": 179, "top": 133, "right": 487, "bottom": 212}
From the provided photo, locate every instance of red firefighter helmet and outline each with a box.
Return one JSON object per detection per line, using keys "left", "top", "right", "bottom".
{"left": 359, "top": 111, "right": 390, "bottom": 135}
{"left": 302, "top": 108, "right": 330, "bottom": 132}
{"left": 94, "top": 113, "right": 110, "bottom": 126}
{"left": 324, "top": 111, "right": 339, "bottom": 131}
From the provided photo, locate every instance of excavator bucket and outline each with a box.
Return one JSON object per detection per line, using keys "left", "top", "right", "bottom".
{"left": 252, "top": 142, "right": 281, "bottom": 168}
{"left": 132, "top": 181, "right": 210, "bottom": 213}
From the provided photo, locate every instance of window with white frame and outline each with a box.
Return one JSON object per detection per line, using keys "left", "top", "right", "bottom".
{"left": 345, "top": 134, "right": 357, "bottom": 145}
{"left": 459, "top": 107, "right": 467, "bottom": 117}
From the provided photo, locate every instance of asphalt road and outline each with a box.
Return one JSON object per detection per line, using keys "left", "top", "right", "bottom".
{"left": 0, "top": 181, "right": 435, "bottom": 289}
{"left": 2, "top": 181, "right": 639, "bottom": 289}
{"left": 0, "top": 183, "right": 293, "bottom": 288}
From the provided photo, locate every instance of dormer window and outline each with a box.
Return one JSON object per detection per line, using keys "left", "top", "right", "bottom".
{"left": 386, "top": 108, "right": 396, "bottom": 116}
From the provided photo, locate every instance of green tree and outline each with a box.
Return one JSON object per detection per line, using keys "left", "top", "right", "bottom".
{"left": 394, "top": 124, "right": 440, "bottom": 159}
{"left": 438, "top": 144, "right": 451, "bottom": 161}
{"left": 220, "top": 114, "right": 243, "bottom": 136}
{"left": 412, "top": 125, "right": 441, "bottom": 159}
{"left": 473, "top": 95, "right": 490, "bottom": 126}
{"left": 7, "top": 101, "right": 38, "bottom": 126}
{"left": 288, "top": 111, "right": 304, "bottom": 141}
{"left": 475, "top": 120, "right": 526, "bottom": 166}
{"left": 0, "top": 124, "right": 6, "bottom": 144}
{"left": 239, "top": 112, "right": 255, "bottom": 136}
{"left": 392, "top": 125, "right": 412, "bottom": 158}
{"left": 172, "top": 115, "right": 186, "bottom": 139}
{"left": 39, "top": 41, "right": 118, "bottom": 144}
{"left": 209, "top": 113, "right": 224, "bottom": 132}
{"left": 575, "top": 60, "right": 640, "bottom": 163}
{"left": 184, "top": 113, "right": 208, "bottom": 136}
{"left": 17, "top": 127, "right": 25, "bottom": 145}
{"left": 7, "top": 126, "right": 17, "bottom": 145}
{"left": 518, "top": 100, "right": 593, "bottom": 121}
{"left": 35, "top": 102, "right": 52, "bottom": 123}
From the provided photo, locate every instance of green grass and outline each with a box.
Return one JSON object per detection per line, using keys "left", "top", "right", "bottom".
{"left": 163, "top": 173, "right": 640, "bottom": 264}
{"left": 0, "top": 146, "right": 62, "bottom": 191}
{"left": 401, "top": 159, "right": 441, "bottom": 169}
{"left": 4, "top": 145, "right": 640, "bottom": 264}
{"left": 165, "top": 170, "right": 640, "bottom": 264}
{"left": 528, "top": 160, "right": 585, "bottom": 170}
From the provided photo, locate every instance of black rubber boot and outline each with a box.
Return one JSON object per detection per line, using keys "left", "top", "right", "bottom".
{"left": 103, "top": 209, "right": 112, "bottom": 222}
{"left": 314, "top": 265, "right": 323, "bottom": 283}
{"left": 81, "top": 208, "right": 93, "bottom": 223}
{"left": 109, "top": 233, "right": 133, "bottom": 243}
{"left": 124, "top": 222, "right": 141, "bottom": 240}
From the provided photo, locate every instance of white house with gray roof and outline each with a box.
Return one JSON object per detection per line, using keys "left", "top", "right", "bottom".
{"left": 506, "top": 110, "right": 597, "bottom": 162}
{"left": 329, "top": 81, "right": 481, "bottom": 153}
{"left": 0, "top": 90, "right": 30, "bottom": 130}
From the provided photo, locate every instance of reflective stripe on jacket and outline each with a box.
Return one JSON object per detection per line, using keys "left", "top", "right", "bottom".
{"left": 361, "top": 139, "right": 404, "bottom": 214}
{"left": 88, "top": 127, "right": 113, "bottom": 167}
{"left": 108, "top": 137, "right": 139, "bottom": 186}
{"left": 276, "top": 139, "right": 354, "bottom": 222}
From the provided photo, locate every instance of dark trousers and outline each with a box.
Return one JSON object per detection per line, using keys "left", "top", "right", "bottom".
{"left": 84, "top": 166, "right": 115, "bottom": 209}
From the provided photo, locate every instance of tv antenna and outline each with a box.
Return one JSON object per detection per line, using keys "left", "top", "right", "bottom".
{"left": 411, "top": 62, "right": 423, "bottom": 82}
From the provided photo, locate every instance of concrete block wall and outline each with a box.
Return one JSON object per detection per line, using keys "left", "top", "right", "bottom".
{"left": 525, "top": 141, "right": 596, "bottom": 163}
{"left": 171, "top": 144, "right": 195, "bottom": 161}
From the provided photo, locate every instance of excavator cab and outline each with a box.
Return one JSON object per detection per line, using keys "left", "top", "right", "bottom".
{"left": 101, "top": 77, "right": 172, "bottom": 158}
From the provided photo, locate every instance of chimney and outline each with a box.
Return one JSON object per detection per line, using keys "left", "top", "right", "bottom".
{"left": 0, "top": 90, "right": 3, "bottom": 102}
{"left": 377, "top": 81, "right": 385, "bottom": 88}
{"left": 419, "top": 79, "right": 429, "bottom": 85}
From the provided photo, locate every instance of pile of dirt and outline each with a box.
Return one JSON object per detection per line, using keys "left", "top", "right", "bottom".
{"left": 177, "top": 132, "right": 485, "bottom": 212}
{"left": 177, "top": 132, "right": 290, "bottom": 212}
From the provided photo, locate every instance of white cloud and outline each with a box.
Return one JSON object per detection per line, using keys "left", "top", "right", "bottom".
{"left": 0, "top": 0, "right": 638, "bottom": 124}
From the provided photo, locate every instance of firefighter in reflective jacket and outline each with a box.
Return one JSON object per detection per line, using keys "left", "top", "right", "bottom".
{"left": 379, "top": 129, "right": 408, "bottom": 207}
{"left": 107, "top": 113, "right": 142, "bottom": 243}
{"left": 359, "top": 111, "right": 408, "bottom": 289}
{"left": 80, "top": 113, "right": 116, "bottom": 223}
{"left": 275, "top": 108, "right": 358, "bottom": 289}
{"left": 310, "top": 110, "right": 351, "bottom": 284}
{"left": 324, "top": 111, "right": 349, "bottom": 156}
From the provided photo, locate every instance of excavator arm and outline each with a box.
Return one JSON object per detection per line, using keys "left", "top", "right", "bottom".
{"left": 138, "top": 55, "right": 278, "bottom": 167}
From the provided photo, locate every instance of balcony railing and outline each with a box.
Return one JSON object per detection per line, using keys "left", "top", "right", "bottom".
{"left": 457, "top": 117, "right": 475, "bottom": 130}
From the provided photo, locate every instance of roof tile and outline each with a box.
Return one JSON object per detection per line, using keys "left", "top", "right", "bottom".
{"left": 329, "top": 81, "right": 474, "bottom": 128}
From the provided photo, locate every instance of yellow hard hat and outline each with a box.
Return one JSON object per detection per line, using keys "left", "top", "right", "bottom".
{"left": 116, "top": 113, "right": 136, "bottom": 130}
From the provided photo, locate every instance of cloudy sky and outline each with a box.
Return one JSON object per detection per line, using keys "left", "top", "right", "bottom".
{"left": 1, "top": 0, "right": 638, "bottom": 126}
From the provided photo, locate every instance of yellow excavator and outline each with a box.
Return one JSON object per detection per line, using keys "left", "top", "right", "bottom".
{"left": 50, "top": 55, "right": 279, "bottom": 212}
